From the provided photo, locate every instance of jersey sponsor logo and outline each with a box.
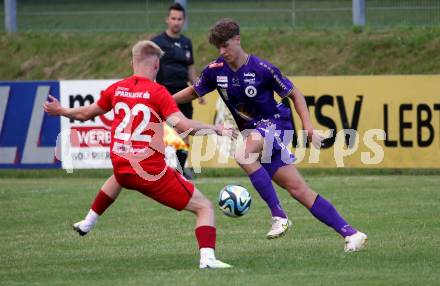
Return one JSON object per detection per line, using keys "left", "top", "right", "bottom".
{"left": 218, "top": 83, "right": 228, "bottom": 89}
{"left": 244, "top": 78, "right": 255, "bottom": 84}
{"left": 244, "top": 72, "right": 255, "bottom": 77}
{"left": 216, "top": 76, "right": 228, "bottom": 83}
{"left": 244, "top": 72, "right": 256, "bottom": 84}
{"left": 115, "top": 89, "right": 150, "bottom": 99}
{"left": 208, "top": 62, "right": 224, "bottom": 69}
{"left": 245, "top": 86, "right": 257, "bottom": 98}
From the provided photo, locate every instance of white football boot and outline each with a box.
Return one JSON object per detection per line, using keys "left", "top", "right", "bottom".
{"left": 73, "top": 220, "right": 95, "bottom": 236}
{"left": 344, "top": 231, "right": 368, "bottom": 252}
{"left": 199, "top": 258, "right": 232, "bottom": 269}
{"left": 266, "top": 216, "right": 292, "bottom": 239}
{"left": 199, "top": 248, "right": 232, "bottom": 269}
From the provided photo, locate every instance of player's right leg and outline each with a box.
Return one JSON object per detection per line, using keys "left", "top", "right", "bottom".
{"left": 73, "top": 175, "right": 122, "bottom": 236}
{"left": 184, "top": 189, "right": 232, "bottom": 269}
{"left": 235, "top": 130, "right": 291, "bottom": 239}
{"left": 124, "top": 167, "right": 231, "bottom": 269}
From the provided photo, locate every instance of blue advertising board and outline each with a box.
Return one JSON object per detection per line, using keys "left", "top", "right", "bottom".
{"left": 0, "top": 81, "right": 61, "bottom": 168}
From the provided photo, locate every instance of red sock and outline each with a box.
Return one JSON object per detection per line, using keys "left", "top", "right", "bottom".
{"left": 91, "top": 190, "right": 114, "bottom": 215}
{"left": 195, "top": 226, "right": 216, "bottom": 249}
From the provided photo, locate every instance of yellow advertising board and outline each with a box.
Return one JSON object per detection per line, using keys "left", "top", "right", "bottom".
{"left": 190, "top": 75, "right": 440, "bottom": 168}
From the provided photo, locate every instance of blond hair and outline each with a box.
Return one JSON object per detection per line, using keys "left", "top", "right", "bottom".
{"left": 132, "top": 40, "right": 164, "bottom": 63}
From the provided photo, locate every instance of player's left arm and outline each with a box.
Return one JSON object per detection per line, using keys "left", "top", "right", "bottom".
{"left": 43, "top": 95, "right": 107, "bottom": 121}
{"left": 288, "top": 88, "right": 324, "bottom": 148}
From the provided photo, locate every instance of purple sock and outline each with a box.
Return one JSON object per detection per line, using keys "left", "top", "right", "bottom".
{"left": 249, "top": 167, "right": 287, "bottom": 218}
{"left": 309, "top": 195, "right": 357, "bottom": 237}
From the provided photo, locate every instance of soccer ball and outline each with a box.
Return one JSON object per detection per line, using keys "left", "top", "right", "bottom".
{"left": 218, "top": 185, "right": 252, "bottom": 217}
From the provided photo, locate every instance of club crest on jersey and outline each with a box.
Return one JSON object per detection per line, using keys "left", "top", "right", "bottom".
{"left": 185, "top": 50, "right": 191, "bottom": 60}
{"left": 245, "top": 86, "right": 257, "bottom": 98}
{"left": 208, "top": 62, "right": 224, "bottom": 68}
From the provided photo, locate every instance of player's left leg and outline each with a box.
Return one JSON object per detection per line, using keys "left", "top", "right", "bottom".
{"left": 73, "top": 175, "right": 122, "bottom": 236}
{"left": 182, "top": 187, "right": 231, "bottom": 268}
{"left": 272, "top": 164, "right": 367, "bottom": 252}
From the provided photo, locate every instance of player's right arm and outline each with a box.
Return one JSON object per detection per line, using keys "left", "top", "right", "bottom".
{"left": 173, "top": 86, "right": 199, "bottom": 104}
{"left": 43, "top": 95, "right": 107, "bottom": 121}
{"left": 174, "top": 62, "right": 216, "bottom": 104}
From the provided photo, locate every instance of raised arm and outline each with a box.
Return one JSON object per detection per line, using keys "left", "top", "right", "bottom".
{"left": 173, "top": 86, "right": 199, "bottom": 104}
{"left": 43, "top": 95, "right": 107, "bottom": 121}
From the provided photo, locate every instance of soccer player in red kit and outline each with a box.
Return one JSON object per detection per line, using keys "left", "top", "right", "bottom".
{"left": 44, "top": 40, "right": 232, "bottom": 269}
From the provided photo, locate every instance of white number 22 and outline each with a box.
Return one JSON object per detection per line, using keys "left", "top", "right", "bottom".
{"left": 114, "top": 102, "right": 152, "bottom": 142}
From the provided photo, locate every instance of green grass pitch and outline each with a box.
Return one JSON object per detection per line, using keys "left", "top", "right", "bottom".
{"left": 1, "top": 174, "right": 439, "bottom": 285}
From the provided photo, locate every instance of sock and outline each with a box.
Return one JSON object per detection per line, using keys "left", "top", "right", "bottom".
{"left": 309, "top": 195, "right": 357, "bottom": 237}
{"left": 84, "top": 209, "right": 99, "bottom": 226}
{"left": 200, "top": 248, "right": 216, "bottom": 261}
{"left": 176, "top": 149, "right": 188, "bottom": 173}
{"left": 195, "top": 225, "right": 216, "bottom": 249}
{"left": 91, "top": 190, "right": 114, "bottom": 215}
{"left": 249, "top": 167, "right": 287, "bottom": 218}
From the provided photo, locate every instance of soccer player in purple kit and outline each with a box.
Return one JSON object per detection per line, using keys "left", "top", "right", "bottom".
{"left": 174, "top": 18, "right": 367, "bottom": 251}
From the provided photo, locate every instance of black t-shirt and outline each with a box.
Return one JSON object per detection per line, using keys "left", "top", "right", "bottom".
{"left": 152, "top": 32, "right": 194, "bottom": 89}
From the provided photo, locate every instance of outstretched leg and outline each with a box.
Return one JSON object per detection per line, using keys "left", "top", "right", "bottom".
{"left": 73, "top": 175, "right": 122, "bottom": 236}
{"left": 272, "top": 164, "right": 367, "bottom": 252}
{"left": 184, "top": 189, "right": 232, "bottom": 269}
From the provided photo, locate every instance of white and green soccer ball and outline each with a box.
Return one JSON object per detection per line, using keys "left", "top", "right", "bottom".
{"left": 218, "top": 185, "right": 252, "bottom": 217}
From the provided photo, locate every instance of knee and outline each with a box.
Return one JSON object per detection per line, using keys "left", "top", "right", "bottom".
{"left": 286, "top": 180, "right": 309, "bottom": 200}
{"left": 198, "top": 198, "right": 214, "bottom": 214}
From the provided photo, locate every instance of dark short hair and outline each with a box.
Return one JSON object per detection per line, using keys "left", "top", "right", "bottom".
{"left": 208, "top": 18, "right": 240, "bottom": 48}
{"left": 168, "top": 3, "right": 185, "bottom": 17}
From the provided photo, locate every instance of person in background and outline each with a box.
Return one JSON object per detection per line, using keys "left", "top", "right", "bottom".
{"left": 152, "top": 2, "right": 205, "bottom": 179}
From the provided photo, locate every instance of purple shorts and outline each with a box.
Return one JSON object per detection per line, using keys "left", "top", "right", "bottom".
{"left": 247, "top": 103, "right": 296, "bottom": 178}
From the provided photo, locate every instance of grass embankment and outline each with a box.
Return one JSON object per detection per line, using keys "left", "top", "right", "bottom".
{"left": 1, "top": 27, "right": 440, "bottom": 80}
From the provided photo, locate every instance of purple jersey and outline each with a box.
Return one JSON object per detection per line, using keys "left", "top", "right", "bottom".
{"left": 194, "top": 55, "right": 294, "bottom": 130}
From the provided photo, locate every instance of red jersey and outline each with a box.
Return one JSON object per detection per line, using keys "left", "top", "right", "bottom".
{"left": 97, "top": 75, "right": 179, "bottom": 175}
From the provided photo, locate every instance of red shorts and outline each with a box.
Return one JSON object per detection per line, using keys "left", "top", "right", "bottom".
{"left": 114, "top": 167, "right": 195, "bottom": 211}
